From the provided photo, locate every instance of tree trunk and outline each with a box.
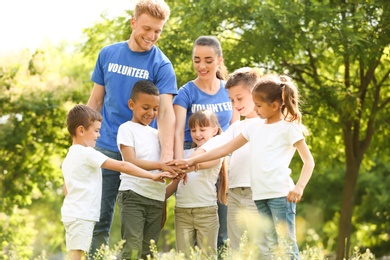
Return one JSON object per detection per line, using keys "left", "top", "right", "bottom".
{"left": 336, "top": 155, "right": 361, "bottom": 259}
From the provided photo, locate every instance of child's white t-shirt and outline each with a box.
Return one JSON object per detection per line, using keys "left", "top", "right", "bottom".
{"left": 241, "top": 120, "right": 304, "bottom": 200}
{"left": 201, "top": 117, "right": 261, "bottom": 188}
{"left": 175, "top": 148, "right": 223, "bottom": 208}
{"left": 117, "top": 121, "right": 166, "bottom": 201}
{"left": 61, "top": 145, "right": 108, "bottom": 222}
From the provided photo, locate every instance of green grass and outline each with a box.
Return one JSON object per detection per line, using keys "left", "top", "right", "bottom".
{"left": 29, "top": 237, "right": 376, "bottom": 260}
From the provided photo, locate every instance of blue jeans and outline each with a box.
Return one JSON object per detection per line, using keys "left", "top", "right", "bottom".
{"left": 216, "top": 184, "right": 228, "bottom": 249}
{"left": 254, "top": 197, "right": 299, "bottom": 260}
{"left": 89, "top": 147, "right": 122, "bottom": 258}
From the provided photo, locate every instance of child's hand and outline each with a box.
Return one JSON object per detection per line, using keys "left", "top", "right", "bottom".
{"left": 182, "top": 173, "right": 188, "bottom": 185}
{"left": 152, "top": 172, "right": 173, "bottom": 183}
{"left": 163, "top": 171, "right": 179, "bottom": 179}
{"left": 287, "top": 186, "right": 304, "bottom": 203}
{"left": 167, "top": 159, "right": 190, "bottom": 168}
{"left": 160, "top": 163, "right": 183, "bottom": 178}
{"left": 173, "top": 172, "right": 186, "bottom": 180}
{"left": 162, "top": 163, "right": 188, "bottom": 176}
{"left": 172, "top": 172, "right": 189, "bottom": 185}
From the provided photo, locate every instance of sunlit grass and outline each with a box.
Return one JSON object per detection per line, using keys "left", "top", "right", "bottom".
{"left": 4, "top": 208, "right": 378, "bottom": 260}
{"left": 29, "top": 236, "right": 376, "bottom": 260}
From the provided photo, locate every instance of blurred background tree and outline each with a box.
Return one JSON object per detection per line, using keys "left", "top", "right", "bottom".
{"left": 0, "top": 44, "right": 94, "bottom": 258}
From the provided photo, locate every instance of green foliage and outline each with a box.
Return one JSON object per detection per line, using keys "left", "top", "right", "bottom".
{"left": 80, "top": 12, "right": 132, "bottom": 62}
{"left": 29, "top": 194, "right": 66, "bottom": 256}
{"left": 0, "top": 207, "right": 37, "bottom": 259}
{"left": 0, "top": 44, "right": 92, "bottom": 258}
{"left": 353, "top": 159, "right": 390, "bottom": 256}
{"left": 159, "top": 195, "right": 176, "bottom": 250}
{"left": 89, "top": 240, "right": 125, "bottom": 260}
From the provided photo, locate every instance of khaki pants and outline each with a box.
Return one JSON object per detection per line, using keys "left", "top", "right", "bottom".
{"left": 175, "top": 206, "right": 219, "bottom": 258}
{"left": 227, "top": 187, "right": 265, "bottom": 252}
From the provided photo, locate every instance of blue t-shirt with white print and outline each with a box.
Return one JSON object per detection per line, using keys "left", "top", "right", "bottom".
{"left": 92, "top": 41, "right": 177, "bottom": 152}
{"left": 173, "top": 80, "right": 233, "bottom": 143}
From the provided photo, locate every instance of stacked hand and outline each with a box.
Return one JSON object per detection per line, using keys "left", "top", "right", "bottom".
{"left": 166, "top": 159, "right": 194, "bottom": 184}
{"left": 160, "top": 162, "right": 188, "bottom": 179}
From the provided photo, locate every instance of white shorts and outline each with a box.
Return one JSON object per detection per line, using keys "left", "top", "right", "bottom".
{"left": 63, "top": 218, "right": 95, "bottom": 252}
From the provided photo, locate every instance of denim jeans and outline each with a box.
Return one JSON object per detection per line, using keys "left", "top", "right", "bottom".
{"left": 89, "top": 147, "right": 122, "bottom": 258}
{"left": 216, "top": 179, "right": 228, "bottom": 250}
{"left": 254, "top": 197, "right": 299, "bottom": 260}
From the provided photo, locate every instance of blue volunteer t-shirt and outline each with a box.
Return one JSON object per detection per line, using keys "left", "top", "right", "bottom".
{"left": 173, "top": 80, "right": 233, "bottom": 143}
{"left": 92, "top": 41, "right": 177, "bottom": 152}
